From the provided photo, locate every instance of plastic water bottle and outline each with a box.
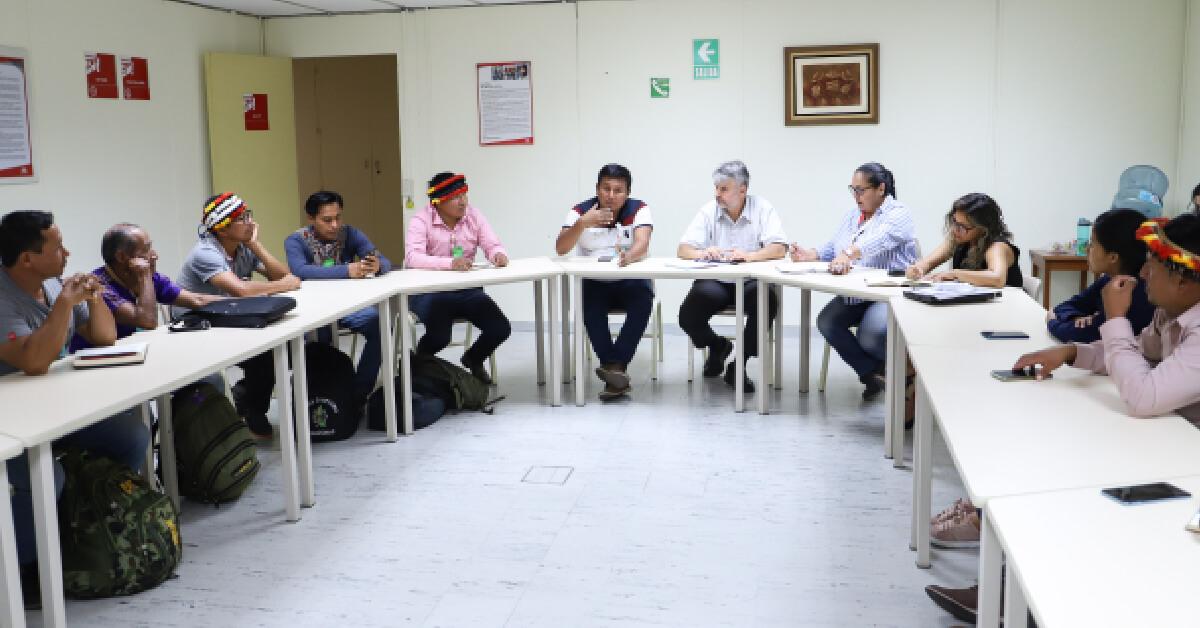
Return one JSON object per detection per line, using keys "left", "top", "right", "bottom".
{"left": 1076, "top": 218, "right": 1092, "bottom": 256}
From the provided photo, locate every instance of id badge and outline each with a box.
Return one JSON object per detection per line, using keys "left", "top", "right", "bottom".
{"left": 617, "top": 225, "right": 633, "bottom": 248}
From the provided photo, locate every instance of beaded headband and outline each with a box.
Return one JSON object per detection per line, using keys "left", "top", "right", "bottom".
{"left": 202, "top": 192, "right": 247, "bottom": 232}
{"left": 427, "top": 174, "right": 468, "bottom": 205}
{"left": 1136, "top": 218, "right": 1200, "bottom": 280}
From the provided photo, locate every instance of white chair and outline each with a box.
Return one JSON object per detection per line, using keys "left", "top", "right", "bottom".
{"left": 817, "top": 322, "right": 856, "bottom": 393}
{"left": 394, "top": 312, "right": 498, "bottom": 382}
{"left": 686, "top": 284, "right": 782, "bottom": 386}
{"left": 583, "top": 298, "right": 665, "bottom": 379}
{"left": 1022, "top": 274, "right": 1043, "bottom": 303}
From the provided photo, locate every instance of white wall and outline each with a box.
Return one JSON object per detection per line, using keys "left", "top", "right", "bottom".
{"left": 0, "top": 0, "right": 260, "bottom": 277}
{"left": 267, "top": 0, "right": 1188, "bottom": 322}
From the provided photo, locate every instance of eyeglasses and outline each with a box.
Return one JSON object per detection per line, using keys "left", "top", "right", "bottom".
{"left": 847, "top": 185, "right": 877, "bottom": 197}
{"left": 233, "top": 210, "right": 254, "bottom": 224}
{"left": 950, "top": 220, "right": 975, "bottom": 234}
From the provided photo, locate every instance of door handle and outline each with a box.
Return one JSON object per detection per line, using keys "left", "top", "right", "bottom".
{"left": 374, "top": 160, "right": 382, "bottom": 175}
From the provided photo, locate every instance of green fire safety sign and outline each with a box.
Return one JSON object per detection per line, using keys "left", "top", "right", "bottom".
{"left": 650, "top": 78, "right": 670, "bottom": 98}
{"left": 693, "top": 38, "right": 719, "bottom": 80}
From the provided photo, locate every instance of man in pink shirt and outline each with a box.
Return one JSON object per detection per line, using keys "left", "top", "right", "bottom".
{"left": 405, "top": 172, "right": 511, "bottom": 384}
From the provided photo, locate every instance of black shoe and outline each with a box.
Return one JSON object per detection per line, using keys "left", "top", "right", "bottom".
{"left": 702, "top": 338, "right": 733, "bottom": 377}
{"left": 20, "top": 563, "right": 40, "bottom": 611}
{"left": 460, "top": 354, "right": 493, "bottom": 385}
{"left": 924, "top": 584, "right": 977, "bottom": 624}
{"left": 723, "top": 362, "right": 755, "bottom": 393}
{"left": 244, "top": 414, "right": 273, "bottom": 439}
{"left": 595, "top": 363, "right": 630, "bottom": 390}
{"left": 860, "top": 373, "right": 886, "bottom": 400}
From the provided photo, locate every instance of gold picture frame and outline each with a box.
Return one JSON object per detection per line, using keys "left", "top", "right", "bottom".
{"left": 784, "top": 43, "right": 879, "bottom": 126}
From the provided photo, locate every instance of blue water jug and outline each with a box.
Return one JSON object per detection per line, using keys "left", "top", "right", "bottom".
{"left": 1076, "top": 218, "right": 1092, "bottom": 256}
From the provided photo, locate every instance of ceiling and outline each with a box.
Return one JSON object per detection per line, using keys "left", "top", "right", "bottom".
{"left": 169, "top": 0, "right": 574, "bottom": 17}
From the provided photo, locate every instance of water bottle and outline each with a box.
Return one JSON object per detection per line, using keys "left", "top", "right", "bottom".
{"left": 1076, "top": 218, "right": 1092, "bottom": 256}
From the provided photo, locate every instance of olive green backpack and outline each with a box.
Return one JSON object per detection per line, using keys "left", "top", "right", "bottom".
{"left": 57, "top": 449, "right": 182, "bottom": 598}
{"left": 171, "top": 381, "right": 260, "bottom": 504}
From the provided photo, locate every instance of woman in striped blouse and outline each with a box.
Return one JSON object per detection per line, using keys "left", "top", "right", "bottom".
{"left": 790, "top": 162, "right": 919, "bottom": 399}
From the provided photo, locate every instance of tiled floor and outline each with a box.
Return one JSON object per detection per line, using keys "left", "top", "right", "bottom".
{"left": 47, "top": 328, "right": 978, "bottom": 627}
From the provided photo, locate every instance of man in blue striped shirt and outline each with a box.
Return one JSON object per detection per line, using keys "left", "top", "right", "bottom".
{"left": 790, "top": 162, "right": 918, "bottom": 399}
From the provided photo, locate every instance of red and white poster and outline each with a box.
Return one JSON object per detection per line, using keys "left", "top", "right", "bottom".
{"left": 477, "top": 61, "right": 533, "bottom": 146}
{"left": 0, "top": 48, "right": 34, "bottom": 182}
{"left": 120, "top": 56, "right": 150, "bottom": 100}
{"left": 85, "top": 52, "right": 118, "bottom": 99}
{"left": 243, "top": 93, "right": 269, "bottom": 131}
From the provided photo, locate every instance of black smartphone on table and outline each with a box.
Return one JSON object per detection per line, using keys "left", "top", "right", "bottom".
{"left": 981, "top": 330, "right": 1030, "bottom": 339}
{"left": 1102, "top": 482, "right": 1191, "bottom": 504}
{"left": 990, "top": 366, "right": 1049, "bottom": 381}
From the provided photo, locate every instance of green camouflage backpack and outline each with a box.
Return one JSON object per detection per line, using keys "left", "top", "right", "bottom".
{"left": 409, "top": 352, "right": 494, "bottom": 411}
{"left": 57, "top": 449, "right": 182, "bottom": 598}
{"left": 171, "top": 382, "right": 260, "bottom": 503}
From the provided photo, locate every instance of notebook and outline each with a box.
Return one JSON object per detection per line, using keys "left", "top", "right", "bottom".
{"left": 903, "top": 283, "right": 1001, "bottom": 305}
{"left": 72, "top": 342, "right": 149, "bottom": 368}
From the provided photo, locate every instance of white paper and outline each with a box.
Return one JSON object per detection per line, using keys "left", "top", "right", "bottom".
{"left": 775, "top": 261, "right": 830, "bottom": 274}
{"left": 909, "top": 282, "right": 997, "bottom": 298}
{"left": 0, "top": 53, "right": 33, "bottom": 177}
{"left": 478, "top": 62, "right": 533, "bottom": 145}
{"left": 665, "top": 259, "right": 717, "bottom": 269}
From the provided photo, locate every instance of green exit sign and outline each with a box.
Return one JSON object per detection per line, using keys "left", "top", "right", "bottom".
{"left": 693, "top": 38, "right": 719, "bottom": 80}
{"left": 650, "top": 77, "right": 670, "bottom": 98}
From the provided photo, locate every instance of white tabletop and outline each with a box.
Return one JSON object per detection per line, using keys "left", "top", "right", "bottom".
{"left": 752, "top": 265, "right": 898, "bottom": 302}
{"left": 0, "top": 434, "right": 21, "bottom": 462}
{"left": 378, "top": 257, "right": 564, "bottom": 294}
{"left": 892, "top": 287, "right": 1059, "bottom": 347}
{"left": 556, "top": 256, "right": 767, "bottom": 281}
{"left": 906, "top": 342, "right": 1200, "bottom": 506}
{"left": 988, "top": 475, "right": 1200, "bottom": 627}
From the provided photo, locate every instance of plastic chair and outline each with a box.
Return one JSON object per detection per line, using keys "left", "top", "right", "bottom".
{"left": 1022, "top": 274, "right": 1043, "bottom": 304}
{"left": 686, "top": 284, "right": 783, "bottom": 387}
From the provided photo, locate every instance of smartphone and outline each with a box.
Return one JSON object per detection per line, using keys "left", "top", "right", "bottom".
{"left": 981, "top": 331, "right": 1030, "bottom": 340}
{"left": 597, "top": 255, "right": 614, "bottom": 262}
{"left": 1102, "top": 482, "right": 1191, "bottom": 504}
{"left": 990, "top": 367, "right": 1049, "bottom": 381}
{"left": 888, "top": 268, "right": 907, "bottom": 277}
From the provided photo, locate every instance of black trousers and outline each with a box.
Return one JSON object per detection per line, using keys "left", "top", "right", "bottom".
{"left": 234, "top": 351, "right": 276, "bottom": 418}
{"left": 678, "top": 279, "right": 778, "bottom": 358}
{"left": 409, "top": 288, "right": 511, "bottom": 362}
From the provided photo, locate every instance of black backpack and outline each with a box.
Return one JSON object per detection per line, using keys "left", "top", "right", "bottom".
{"left": 180, "top": 296, "right": 295, "bottom": 328}
{"left": 409, "top": 352, "right": 500, "bottom": 412}
{"left": 367, "top": 376, "right": 445, "bottom": 431}
{"left": 304, "top": 341, "right": 361, "bottom": 442}
{"left": 170, "top": 382, "right": 260, "bottom": 504}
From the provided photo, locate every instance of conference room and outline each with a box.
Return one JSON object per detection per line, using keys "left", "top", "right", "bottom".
{"left": 2, "top": 0, "right": 1200, "bottom": 626}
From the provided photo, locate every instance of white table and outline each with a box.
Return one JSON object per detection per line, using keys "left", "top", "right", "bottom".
{"left": 904, "top": 340, "right": 1200, "bottom": 627}
{"left": 378, "top": 257, "right": 564, "bottom": 435}
{"left": 558, "top": 257, "right": 770, "bottom": 412}
{"left": 0, "top": 434, "right": 25, "bottom": 628}
{"left": 750, "top": 267, "right": 903, "bottom": 450}
{"left": 984, "top": 475, "right": 1200, "bottom": 628}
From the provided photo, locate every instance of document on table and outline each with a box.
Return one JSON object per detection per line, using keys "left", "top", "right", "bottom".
{"left": 666, "top": 259, "right": 718, "bottom": 269}
{"left": 909, "top": 282, "right": 999, "bottom": 298}
{"left": 775, "top": 261, "right": 830, "bottom": 274}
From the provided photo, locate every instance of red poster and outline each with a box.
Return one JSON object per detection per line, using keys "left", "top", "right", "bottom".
{"left": 120, "top": 56, "right": 150, "bottom": 100}
{"left": 243, "top": 93, "right": 269, "bottom": 131}
{"left": 85, "top": 52, "right": 118, "bottom": 99}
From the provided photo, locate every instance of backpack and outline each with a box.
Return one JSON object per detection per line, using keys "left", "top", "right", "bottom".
{"left": 304, "top": 341, "right": 361, "bottom": 442}
{"left": 171, "top": 382, "right": 260, "bottom": 504}
{"left": 408, "top": 352, "right": 497, "bottom": 412}
{"left": 367, "top": 377, "right": 445, "bottom": 431}
{"left": 180, "top": 296, "right": 296, "bottom": 328}
{"left": 57, "top": 449, "right": 182, "bottom": 598}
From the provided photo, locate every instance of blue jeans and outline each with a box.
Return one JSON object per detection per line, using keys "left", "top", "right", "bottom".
{"left": 816, "top": 298, "right": 889, "bottom": 379}
{"left": 8, "top": 407, "right": 150, "bottom": 565}
{"left": 582, "top": 279, "right": 654, "bottom": 367}
{"left": 318, "top": 305, "right": 382, "bottom": 399}
{"left": 410, "top": 288, "right": 511, "bottom": 362}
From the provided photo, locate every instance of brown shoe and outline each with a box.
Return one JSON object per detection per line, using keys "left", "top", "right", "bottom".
{"left": 924, "top": 584, "right": 978, "bottom": 624}
{"left": 598, "top": 383, "right": 630, "bottom": 401}
{"left": 595, "top": 362, "right": 630, "bottom": 390}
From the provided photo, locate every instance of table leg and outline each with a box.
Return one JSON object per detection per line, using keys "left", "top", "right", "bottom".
{"left": 290, "top": 336, "right": 315, "bottom": 508}
{"left": 913, "top": 378, "right": 932, "bottom": 568}
{"left": 574, "top": 275, "right": 586, "bottom": 407}
{"left": 1004, "top": 561, "right": 1029, "bottom": 628}
{"left": 773, "top": 284, "right": 783, "bottom": 390}
{"left": 799, "top": 288, "right": 811, "bottom": 394}
{"left": 561, "top": 274, "right": 571, "bottom": 385}
{"left": 534, "top": 280, "right": 545, "bottom": 385}
{"left": 395, "top": 295, "right": 412, "bottom": 436}
{"left": 757, "top": 279, "right": 768, "bottom": 414}
{"left": 30, "top": 443, "right": 65, "bottom": 626}
{"left": 978, "top": 512, "right": 1003, "bottom": 628}
{"left": 549, "top": 276, "right": 561, "bottom": 406}
{"left": 156, "top": 393, "right": 180, "bottom": 510}
{"left": 0, "top": 461, "right": 25, "bottom": 628}
{"left": 735, "top": 280, "right": 744, "bottom": 412}
{"left": 884, "top": 305, "right": 896, "bottom": 460}
{"left": 140, "top": 401, "right": 155, "bottom": 483}
{"left": 273, "top": 344, "right": 301, "bottom": 522}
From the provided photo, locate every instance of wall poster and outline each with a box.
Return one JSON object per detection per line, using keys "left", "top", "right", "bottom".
{"left": 477, "top": 61, "right": 533, "bottom": 146}
{"left": 0, "top": 46, "right": 34, "bottom": 182}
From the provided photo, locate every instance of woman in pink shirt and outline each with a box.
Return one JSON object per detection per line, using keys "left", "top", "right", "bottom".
{"left": 405, "top": 172, "right": 511, "bottom": 384}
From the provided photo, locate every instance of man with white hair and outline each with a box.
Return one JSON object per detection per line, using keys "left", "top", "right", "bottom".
{"left": 677, "top": 160, "right": 787, "bottom": 392}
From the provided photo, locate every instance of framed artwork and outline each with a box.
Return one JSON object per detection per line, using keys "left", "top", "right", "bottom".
{"left": 784, "top": 43, "right": 879, "bottom": 126}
